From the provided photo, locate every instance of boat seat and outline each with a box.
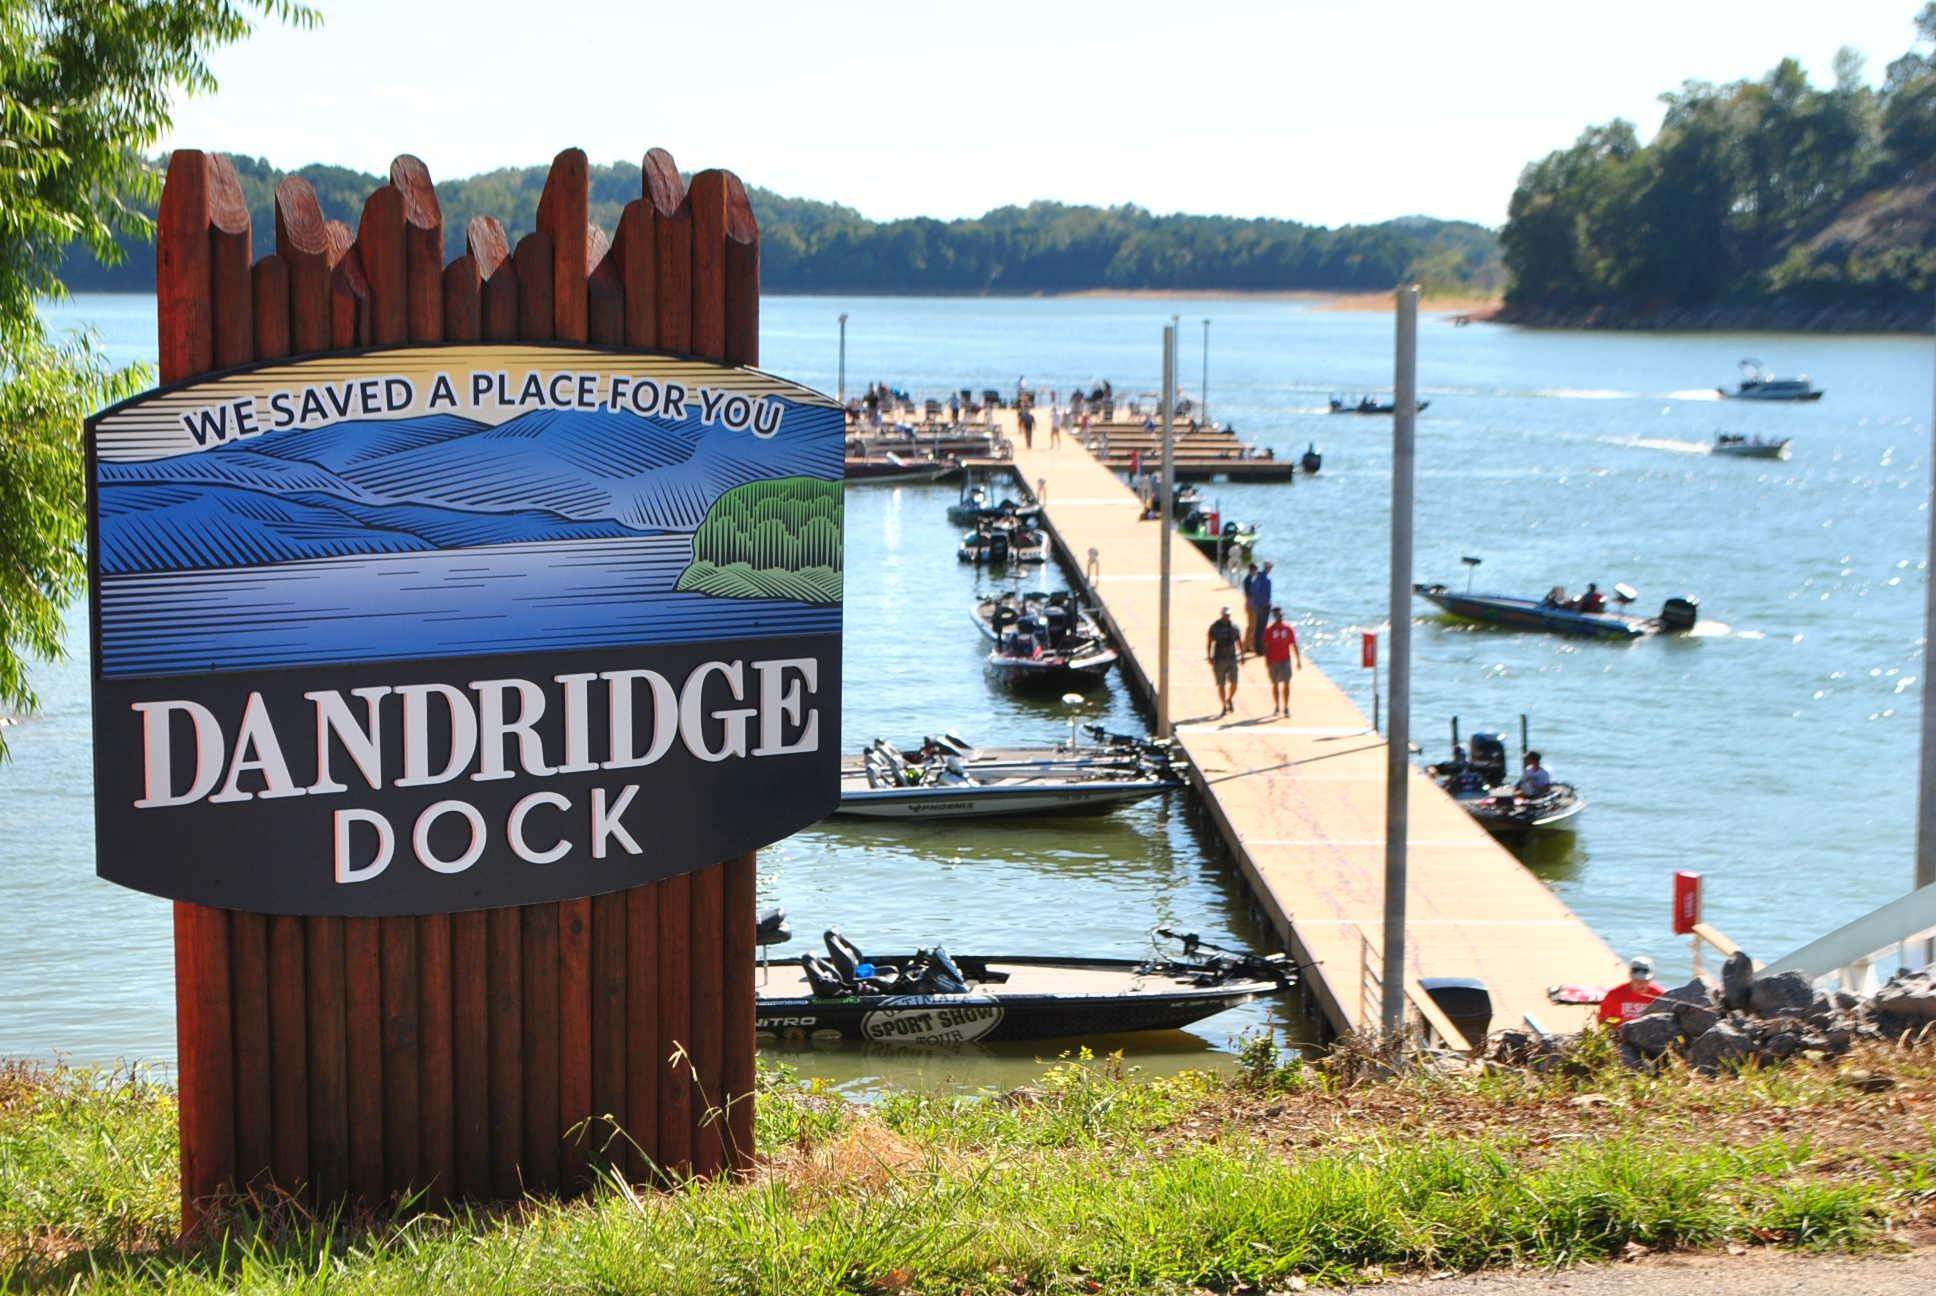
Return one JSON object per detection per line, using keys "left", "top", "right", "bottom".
{"left": 756, "top": 908, "right": 791, "bottom": 948}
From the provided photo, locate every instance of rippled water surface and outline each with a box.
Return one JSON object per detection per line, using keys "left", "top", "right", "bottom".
{"left": 5, "top": 293, "right": 1931, "bottom": 1090}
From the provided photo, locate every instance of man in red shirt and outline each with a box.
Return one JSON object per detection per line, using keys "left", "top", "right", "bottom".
{"left": 1597, "top": 956, "right": 1666, "bottom": 1025}
{"left": 1261, "top": 606, "right": 1303, "bottom": 717}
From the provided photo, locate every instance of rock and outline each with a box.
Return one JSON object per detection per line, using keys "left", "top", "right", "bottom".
{"left": 1833, "top": 990, "right": 1861, "bottom": 1012}
{"left": 1688, "top": 1020, "right": 1753, "bottom": 1073}
{"left": 1757, "top": 1029, "right": 1805, "bottom": 1063}
{"left": 1620, "top": 1012, "right": 1680, "bottom": 1058}
{"left": 1841, "top": 1068, "right": 1896, "bottom": 1093}
{"left": 1673, "top": 999, "right": 1720, "bottom": 1038}
{"left": 1722, "top": 951, "right": 1755, "bottom": 1011}
{"left": 1749, "top": 971, "right": 1815, "bottom": 1018}
{"left": 1569, "top": 1092, "right": 1613, "bottom": 1108}
{"left": 1873, "top": 973, "right": 1936, "bottom": 1023}
{"left": 1658, "top": 978, "right": 1717, "bottom": 1007}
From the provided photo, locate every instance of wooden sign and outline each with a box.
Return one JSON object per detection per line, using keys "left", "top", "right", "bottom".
{"left": 137, "top": 146, "right": 780, "bottom": 1231}
{"left": 89, "top": 346, "right": 841, "bottom": 915}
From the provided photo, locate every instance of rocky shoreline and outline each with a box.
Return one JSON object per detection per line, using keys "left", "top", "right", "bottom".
{"left": 1498, "top": 955, "right": 1936, "bottom": 1073}
{"left": 1487, "top": 299, "right": 1934, "bottom": 334}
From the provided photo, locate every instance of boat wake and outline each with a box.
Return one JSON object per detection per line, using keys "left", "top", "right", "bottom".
{"left": 1685, "top": 620, "right": 1733, "bottom": 637}
{"left": 1666, "top": 388, "right": 1723, "bottom": 401}
{"left": 1531, "top": 387, "right": 1635, "bottom": 400}
{"left": 1605, "top": 435, "right": 1710, "bottom": 455}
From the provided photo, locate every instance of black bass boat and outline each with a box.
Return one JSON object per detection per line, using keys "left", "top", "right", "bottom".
{"left": 1329, "top": 393, "right": 1429, "bottom": 415}
{"left": 1414, "top": 578, "right": 1698, "bottom": 641}
{"left": 837, "top": 728, "right": 1181, "bottom": 820}
{"left": 987, "top": 607, "right": 1118, "bottom": 684}
{"left": 948, "top": 483, "right": 1041, "bottom": 527}
{"left": 756, "top": 925, "right": 1294, "bottom": 1045}
{"left": 1426, "top": 717, "right": 1585, "bottom": 841}
{"left": 971, "top": 590, "right": 1106, "bottom": 644}
{"left": 1299, "top": 443, "right": 1322, "bottom": 474}
{"left": 1177, "top": 507, "right": 1257, "bottom": 566}
{"left": 958, "top": 516, "right": 1048, "bottom": 566}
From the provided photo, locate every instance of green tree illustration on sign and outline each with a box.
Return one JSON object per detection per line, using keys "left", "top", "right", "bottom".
{"left": 676, "top": 477, "right": 842, "bottom": 604}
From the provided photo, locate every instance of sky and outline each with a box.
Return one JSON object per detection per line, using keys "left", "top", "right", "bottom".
{"left": 161, "top": 0, "right": 1929, "bottom": 230}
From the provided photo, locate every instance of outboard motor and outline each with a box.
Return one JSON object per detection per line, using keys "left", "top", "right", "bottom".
{"left": 1222, "top": 520, "right": 1239, "bottom": 537}
{"left": 1467, "top": 732, "right": 1508, "bottom": 785}
{"left": 1418, "top": 977, "right": 1492, "bottom": 1051}
{"left": 1658, "top": 596, "right": 1700, "bottom": 632}
{"left": 988, "top": 530, "right": 1010, "bottom": 563}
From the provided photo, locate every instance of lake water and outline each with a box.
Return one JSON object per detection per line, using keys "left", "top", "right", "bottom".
{"left": 6, "top": 293, "right": 1932, "bottom": 1091}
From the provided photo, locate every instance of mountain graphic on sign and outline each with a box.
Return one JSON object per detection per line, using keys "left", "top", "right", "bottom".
{"left": 96, "top": 406, "right": 840, "bottom": 575}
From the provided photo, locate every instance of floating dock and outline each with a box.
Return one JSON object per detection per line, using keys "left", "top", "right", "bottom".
{"left": 996, "top": 417, "right": 1621, "bottom": 1043}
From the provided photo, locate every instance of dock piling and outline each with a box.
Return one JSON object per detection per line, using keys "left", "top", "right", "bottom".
{"left": 1158, "top": 323, "right": 1177, "bottom": 738}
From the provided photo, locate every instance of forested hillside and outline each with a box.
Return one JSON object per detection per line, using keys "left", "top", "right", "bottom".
{"left": 58, "top": 160, "right": 1501, "bottom": 298}
{"left": 1498, "top": 5, "right": 1935, "bottom": 330}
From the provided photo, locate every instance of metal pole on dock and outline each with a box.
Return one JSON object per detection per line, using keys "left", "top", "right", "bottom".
{"left": 1918, "top": 302, "right": 1936, "bottom": 960}
{"left": 1157, "top": 324, "right": 1177, "bottom": 739}
{"left": 1200, "top": 318, "right": 1211, "bottom": 426}
{"left": 837, "top": 313, "right": 848, "bottom": 404}
{"left": 1381, "top": 285, "right": 1419, "bottom": 1038}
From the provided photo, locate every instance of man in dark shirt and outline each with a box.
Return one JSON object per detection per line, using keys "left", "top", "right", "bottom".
{"left": 1206, "top": 607, "right": 1243, "bottom": 715}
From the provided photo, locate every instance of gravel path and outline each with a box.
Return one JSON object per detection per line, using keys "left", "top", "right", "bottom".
{"left": 1346, "top": 1249, "right": 1936, "bottom": 1294}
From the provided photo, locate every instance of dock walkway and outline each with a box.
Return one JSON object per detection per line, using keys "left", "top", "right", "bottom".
{"left": 997, "top": 424, "right": 1620, "bottom": 1040}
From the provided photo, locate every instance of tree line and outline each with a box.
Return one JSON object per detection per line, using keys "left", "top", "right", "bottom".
{"left": 1501, "top": 5, "right": 1935, "bottom": 315}
{"left": 60, "top": 159, "right": 1503, "bottom": 297}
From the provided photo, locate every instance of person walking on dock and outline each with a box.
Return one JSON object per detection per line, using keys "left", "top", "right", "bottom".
{"left": 1207, "top": 607, "right": 1243, "bottom": 716}
{"left": 1019, "top": 407, "right": 1036, "bottom": 449}
{"left": 1262, "top": 606, "right": 1302, "bottom": 717}
{"left": 1050, "top": 404, "right": 1063, "bottom": 447}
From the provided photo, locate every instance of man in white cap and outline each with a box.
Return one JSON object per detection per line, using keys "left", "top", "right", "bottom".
{"left": 1596, "top": 955, "right": 1666, "bottom": 1025}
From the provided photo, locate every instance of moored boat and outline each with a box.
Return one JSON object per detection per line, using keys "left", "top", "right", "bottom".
{"left": 971, "top": 590, "right": 1105, "bottom": 644}
{"left": 1299, "top": 443, "right": 1322, "bottom": 474}
{"left": 987, "top": 611, "right": 1118, "bottom": 684}
{"left": 1711, "top": 433, "right": 1791, "bottom": 460}
{"left": 845, "top": 452, "right": 962, "bottom": 484}
{"left": 756, "top": 926, "right": 1294, "bottom": 1044}
{"left": 838, "top": 729, "right": 1181, "bottom": 820}
{"left": 958, "top": 516, "right": 1048, "bottom": 565}
{"left": 1177, "top": 507, "right": 1257, "bottom": 566}
{"left": 1414, "top": 581, "right": 1699, "bottom": 640}
{"left": 1718, "top": 359, "right": 1822, "bottom": 402}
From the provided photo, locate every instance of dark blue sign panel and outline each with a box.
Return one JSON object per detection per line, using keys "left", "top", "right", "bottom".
{"left": 88, "top": 344, "right": 843, "bottom": 915}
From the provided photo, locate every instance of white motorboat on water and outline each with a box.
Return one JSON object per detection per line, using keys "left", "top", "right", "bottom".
{"left": 1711, "top": 433, "right": 1791, "bottom": 460}
{"left": 836, "top": 729, "right": 1182, "bottom": 820}
{"left": 1718, "top": 359, "right": 1822, "bottom": 402}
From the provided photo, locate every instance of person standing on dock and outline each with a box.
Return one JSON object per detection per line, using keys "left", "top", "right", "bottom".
{"left": 1262, "top": 606, "right": 1302, "bottom": 717}
{"left": 1207, "top": 607, "right": 1243, "bottom": 716}
{"left": 1050, "top": 404, "right": 1063, "bottom": 448}
{"left": 1019, "top": 407, "right": 1035, "bottom": 448}
{"left": 1245, "top": 561, "right": 1274, "bottom": 653}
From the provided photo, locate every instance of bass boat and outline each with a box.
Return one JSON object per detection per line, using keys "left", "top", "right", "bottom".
{"left": 845, "top": 452, "right": 962, "bottom": 484}
{"left": 1414, "top": 582, "right": 1698, "bottom": 641}
{"left": 1299, "top": 443, "right": 1322, "bottom": 474}
{"left": 837, "top": 728, "right": 1181, "bottom": 820}
{"left": 756, "top": 924, "right": 1295, "bottom": 1045}
{"left": 1426, "top": 717, "right": 1585, "bottom": 841}
{"left": 971, "top": 590, "right": 1106, "bottom": 644}
{"left": 1711, "top": 433, "right": 1791, "bottom": 460}
{"left": 958, "top": 515, "right": 1048, "bottom": 566}
{"left": 1329, "top": 394, "right": 1430, "bottom": 415}
{"left": 1177, "top": 507, "right": 1257, "bottom": 566}
{"left": 987, "top": 608, "right": 1118, "bottom": 684}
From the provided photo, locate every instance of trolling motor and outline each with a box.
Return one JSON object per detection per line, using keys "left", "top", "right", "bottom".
{"left": 1148, "top": 928, "right": 1295, "bottom": 987}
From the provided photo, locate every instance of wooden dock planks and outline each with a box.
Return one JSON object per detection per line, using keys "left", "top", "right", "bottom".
{"left": 1000, "top": 422, "right": 1620, "bottom": 1040}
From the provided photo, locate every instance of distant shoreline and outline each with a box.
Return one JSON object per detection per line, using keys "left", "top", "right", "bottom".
{"left": 1490, "top": 299, "right": 1933, "bottom": 335}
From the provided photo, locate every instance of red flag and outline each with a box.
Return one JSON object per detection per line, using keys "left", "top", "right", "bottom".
{"left": 1361, "top": 632, "right": 1377, "bottom": 669}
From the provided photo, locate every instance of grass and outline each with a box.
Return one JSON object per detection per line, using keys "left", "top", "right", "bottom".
{"left": 3, "top": 1044, "right": 1934, "bottom": 1293}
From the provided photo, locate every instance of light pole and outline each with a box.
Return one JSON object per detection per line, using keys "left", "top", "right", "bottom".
{"left": 1382, "top": 285, "right": 1419, "bottom": 1039}
{"left": 1157, "top": 323, "right": 1177, "bottom": 739}
{"left": 1918, "top": 289, "right": 1936, "bottom": 959}
{"left": 837, "top": 313, "right": 848, "bottom": 404}
{"left": 1200, "top": 318, "right": 1210, "bottom": 426}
